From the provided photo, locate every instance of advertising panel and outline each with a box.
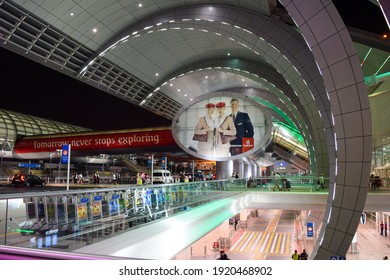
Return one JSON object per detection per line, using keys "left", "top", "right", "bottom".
{"left": 14, "top": 129, "right": 175, "bottom": 154}
{"left": 172, "top": 97, "right": 272, "bottom": 160}
{"left": 77, "top": 203, "right": 87, "bottom": 221}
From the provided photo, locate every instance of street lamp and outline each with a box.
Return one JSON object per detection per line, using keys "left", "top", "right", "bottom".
{"left": 49, "top": 153, "right": 54, "bottom": 179}
{"left": 56, "top": 149, "right": 62, "bottom": 180}
{"left": 100, "top": 154, "right": 108, "bottom": 172}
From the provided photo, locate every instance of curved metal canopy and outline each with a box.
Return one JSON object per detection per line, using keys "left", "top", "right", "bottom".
{"left": 0, "top": 0, "right": 385, "bottom": 260}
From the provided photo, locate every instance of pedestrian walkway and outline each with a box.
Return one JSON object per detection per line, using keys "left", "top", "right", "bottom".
{"left": 193, "top": 209, "right": 390, "bottom": 260}
{"left": 346, "top": 219, "right": 390, "bottom": 260}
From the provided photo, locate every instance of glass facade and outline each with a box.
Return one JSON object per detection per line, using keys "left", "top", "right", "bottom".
{"left": 0, "top": 109, "right": 90, "bottom": 152}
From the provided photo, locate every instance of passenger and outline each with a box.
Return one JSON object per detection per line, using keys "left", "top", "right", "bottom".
{"left": 370, "top": 174, "right": 375, "bottom": 190}
{"left": 73, "top": 173, "right": 77, "bottom": 184}
{"left": 319, "top": 173, "right": 325, "bottom": 189}
{"left": 383, "top": 256, "right": 388, "bottom": 260}
{"left": 217, "top": 250, "right": 230, "bottom": 260}
{"left": 291, "top": 249, "right": 300, "bottom": 260}
{"left": 272, "top": 172, "right": 280, "bottom": 191}
{"left": 299, "top": 249, "right": 308, "bottom": 260}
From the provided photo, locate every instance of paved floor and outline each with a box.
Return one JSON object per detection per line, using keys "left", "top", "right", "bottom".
{"left": 346, "top": 219, "right": 390, "bottom": 260}
{"left": 193, "top": 210, "right": 390, "bottom": 260}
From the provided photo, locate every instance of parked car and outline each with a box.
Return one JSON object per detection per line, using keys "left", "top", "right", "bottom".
{"left": 11, "top": 174, "right": 46, "bottom": 187}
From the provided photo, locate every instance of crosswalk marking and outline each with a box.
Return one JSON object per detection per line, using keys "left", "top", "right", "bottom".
{"left": 230, "top": 231, "right": 292, "bottom": 255}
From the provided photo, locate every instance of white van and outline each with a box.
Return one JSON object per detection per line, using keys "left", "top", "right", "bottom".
{"left": 152, "top": 169, "right": 174, "bottom": 184}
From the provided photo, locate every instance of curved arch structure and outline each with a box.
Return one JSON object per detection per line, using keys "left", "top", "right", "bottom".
{"left": 280, "top": 0, "right": 371, "bottom": 259}
{"left": 0, "top": 0, "right": 372, "bottom": 259}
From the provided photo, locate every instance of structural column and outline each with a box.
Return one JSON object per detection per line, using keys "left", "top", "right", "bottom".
{"left": 216, "top": 160, "right": 233, "bottom": 180}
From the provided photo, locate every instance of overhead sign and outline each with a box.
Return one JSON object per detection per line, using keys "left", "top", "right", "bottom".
{"left": 18, "top": 163, "right": 41, "bottom": 168}
{"left": 307, "top": 222, "right": 314, "bottom": 237}
{"left": 161, "top": 156, "right": 167, "bottom": 169}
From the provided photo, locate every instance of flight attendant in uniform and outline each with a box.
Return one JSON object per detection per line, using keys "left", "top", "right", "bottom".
{"left": 194, "top": 103, "right": 216, "bottom": 156}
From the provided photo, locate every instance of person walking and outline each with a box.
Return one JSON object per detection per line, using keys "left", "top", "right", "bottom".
{"left": 217, "top": 250, "right": 230, "bottom": 260}
{"left": 385, "top": 222, "right": 388, "bottom": 237}
{"left": 272, "top": 172, "right": 280, "bottom": 191}
{"left": 300, "top": 249, "right": 308, "bottom": 260}
{"left": 319, "top": 173, "right": 325, "bottom": 190}
{"left": 291, "top": 250, "right": 300, "bottom": 260}
{"left": 380, "top": 221, "right": 384, "bottom": 235}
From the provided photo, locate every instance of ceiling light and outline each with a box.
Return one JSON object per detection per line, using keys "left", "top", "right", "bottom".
{"left": 138, "top": 3, "right": 143, "bottom": 8}
{"left": 227, "top": 53, "right": 231, "bottom": 56}
{"left": 92, "top": 28, "right": 98, "bottom": 33}
{"left": 170, "top": 83, "right": 173, "bottom": 86}
{"left": 70, "top": 12, "right": 74, "bottom": 16}
{"left": 205, "top": 76, "right": 208, "bottom": 79}
{"left": 177, "top": 89, "right": 181, "bottom": 92}
{"left": 155, "top": 73, "right": 159, "bottom": 76}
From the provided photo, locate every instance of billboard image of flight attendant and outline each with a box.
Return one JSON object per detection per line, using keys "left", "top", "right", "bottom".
{"left": 172, "top": 97, "right": 272, "bottom": 161}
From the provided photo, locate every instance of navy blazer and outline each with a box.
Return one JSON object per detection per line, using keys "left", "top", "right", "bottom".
{"left": 230, "top": 111, "right": 254, "bottom": 146}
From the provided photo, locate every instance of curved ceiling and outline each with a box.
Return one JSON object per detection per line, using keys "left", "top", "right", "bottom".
{"left": 0, "top": 0, "right": 384, "bottom": 260}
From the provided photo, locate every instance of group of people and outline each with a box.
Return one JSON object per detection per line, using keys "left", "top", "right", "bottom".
{"left": 370, "top": 174, "right": 382, "bottom": 190}
{"left": 194, "top": 98, "right": 254, "bottom": 157}
{"left": 291, "top": 249, "right": 309, "bottom": 260}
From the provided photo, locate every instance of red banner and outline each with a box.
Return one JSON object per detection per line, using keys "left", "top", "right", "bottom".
{"left": 14, "top": 129, "right": 175, "bottom": 154}
{"left": 242, "top": 137, "right": 254, "bottom": 153}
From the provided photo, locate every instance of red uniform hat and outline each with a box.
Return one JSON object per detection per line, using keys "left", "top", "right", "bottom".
{"left": 205, "top": 103, "right": 215, "bottom": 108}
{"left": 216, "top": 102, "right": 226, "bottom": 108}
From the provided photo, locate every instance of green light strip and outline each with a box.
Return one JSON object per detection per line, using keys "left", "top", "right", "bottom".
{"left": 249, "top": 96, "right": 297, "bottom": 129}
{"left": 375, "top": 55, "right": 390, "bottom": 76}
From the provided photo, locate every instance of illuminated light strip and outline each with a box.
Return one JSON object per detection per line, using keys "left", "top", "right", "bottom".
{"left": 360, "top": 48, "right": 372, "bottom": 66}
{"left": 375, "top": 55, "right": 390, "bottom": 75}
{"left": 378, "top": 2, "right": 390, "bottom": 29}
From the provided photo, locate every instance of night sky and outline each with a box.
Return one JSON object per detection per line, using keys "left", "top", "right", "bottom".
{"left": 0, "top": 1, "right": 387, "bottom": 131}
{"left": 0, "top": 47, "right": 171, "bottom": 131}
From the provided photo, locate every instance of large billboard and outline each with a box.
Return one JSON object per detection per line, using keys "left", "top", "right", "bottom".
{"left": 172, "top": 97, "right": 272, "bottom": 161}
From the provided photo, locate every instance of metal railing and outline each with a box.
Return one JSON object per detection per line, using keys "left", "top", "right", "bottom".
{"left": 0, "top": 176, "right": 328, "bottom": 258}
